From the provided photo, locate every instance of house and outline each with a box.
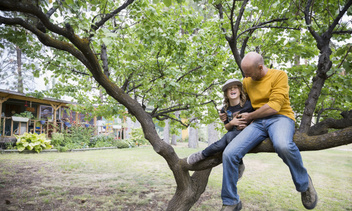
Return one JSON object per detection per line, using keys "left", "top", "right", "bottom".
{"left": 0, "top": 89, "right": 128, "bottom": 147}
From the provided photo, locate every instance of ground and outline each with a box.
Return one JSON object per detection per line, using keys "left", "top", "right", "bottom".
{"left": 0, "top": 147, "right": 221, "bottom": 211}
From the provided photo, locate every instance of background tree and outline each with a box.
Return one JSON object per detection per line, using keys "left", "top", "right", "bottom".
{"left": 0, "top": 0, "right": 351, "bottom": 210}
{"left": 0, "top": 39, "right": 38, "bottom": 92}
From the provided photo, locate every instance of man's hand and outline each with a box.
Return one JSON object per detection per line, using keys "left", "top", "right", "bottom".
{"left": 230, "top": 113, "right": 248, "bottom": 130}
{"left": 237, "top": 112, "right": 253, "bottom": 124}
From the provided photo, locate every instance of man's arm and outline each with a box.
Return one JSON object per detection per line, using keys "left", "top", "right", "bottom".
{"left": 239, "top": 104, "right": 278, "bottom": 123}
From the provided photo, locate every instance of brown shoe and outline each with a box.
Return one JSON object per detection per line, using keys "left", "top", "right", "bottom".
{"left": 301, "top": 175, "right": 318, "bottom": 209}
{"left": 220, "top": 201, "right": 242, "bottom": 211}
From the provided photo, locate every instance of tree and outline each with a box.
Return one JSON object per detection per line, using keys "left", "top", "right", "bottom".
{"left": 0, "top": 39, "right": 37, "bottom": 92}
{"left": 0, "top": 0, "right": 351, "bottom": 210}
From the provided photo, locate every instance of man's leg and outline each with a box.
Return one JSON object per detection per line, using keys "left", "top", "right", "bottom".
{"left": 267, "top": 115, "right": 317, "bottom": 209}
{"left": 266, "top": 115, "right": 308, "bottom": 191}
{"left": 221, "top": 121, "right": 267, "bottom": 206}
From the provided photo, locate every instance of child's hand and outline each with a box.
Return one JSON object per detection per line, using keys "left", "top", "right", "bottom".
{"left": 219, "top": 112, "right": 227, "bottom": 122}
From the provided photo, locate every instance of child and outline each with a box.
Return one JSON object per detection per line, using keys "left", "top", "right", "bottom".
{"left": 187, "top": 78, "right": 254, "bottom": 178}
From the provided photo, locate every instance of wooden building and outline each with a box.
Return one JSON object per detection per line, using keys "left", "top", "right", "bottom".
{"left": 0, "top": 89, "right": 98, "bottom": 138}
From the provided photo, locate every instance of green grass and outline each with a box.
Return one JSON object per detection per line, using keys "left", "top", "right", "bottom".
{"left": 0, "top": 143, "right": 351, "bottom": 210}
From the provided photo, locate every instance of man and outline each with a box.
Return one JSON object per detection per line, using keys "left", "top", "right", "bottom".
{"left": 220, "top": 52, "right": 318, "bottom": 211}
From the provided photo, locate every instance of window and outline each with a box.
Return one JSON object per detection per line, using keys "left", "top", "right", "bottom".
{"left": 39, "top": 105, "right": 53, "bottom": 120}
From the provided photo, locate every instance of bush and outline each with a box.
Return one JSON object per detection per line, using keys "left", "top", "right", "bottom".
{"left": 130, "top": 128, "right": 149, "bottom": 146}
{"left": 62, "top": 125, "right": 94, "bottom": 149}
{"left": 51, "top": 132, "right": 65, "bottom": 147}
{"left": 56, "top": 146, "right": 69, "bottom": 152}
{"left": 15, "top": 132, "right": 52, "bottom": 153}
{"left": 89, "top": 134, "right": 115, "bottom": 147}
{"left": 115, "top": 140, "right": 130, "bottom": 148}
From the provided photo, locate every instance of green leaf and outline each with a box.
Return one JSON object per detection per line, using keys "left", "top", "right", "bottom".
{"left": 163, "top": 0, "right": 172, "bottom": 7}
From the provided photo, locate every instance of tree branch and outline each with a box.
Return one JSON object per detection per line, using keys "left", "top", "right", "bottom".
{"left": 304, "top": 0, "right": 322, "bottom": 45}
{"left": 326, "top": 0, "right": 352, "bottom": 35}
{"left": 332, "top": 30, "right": 352, "bottom": 35}
{"left": 337, "top": 45, "right": 352, "bottom": 69}
{"left": 176, "top": 66, "right": 202, "bottom": 82}
{"left": 157, "top": 114, "right": 190, "bottom": 128}
{"left": 90, "top": 0, "right": 135, "bottom": 32}
{"left": 0, "top": 16, "right": 91, "bottom": 70}
{"left": 100, "top": 43, "right": 110, "bottom": 79}
{"left": 185, "top": 126, "right": 352, "bottom": 171}
{"left": 308, "top": 110, "right": 352, "bottom": 136}
{"left": 237, "top": 22, "right": 300, "bottom": 39}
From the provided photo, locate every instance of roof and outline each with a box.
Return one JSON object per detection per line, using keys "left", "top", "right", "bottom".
{"left": 0, "top": 88, "right": 75, "bottom": 106}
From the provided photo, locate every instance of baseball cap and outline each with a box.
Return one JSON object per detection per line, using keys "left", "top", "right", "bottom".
{"left": 222, "top": 79, "right": 242, "bottom": 91}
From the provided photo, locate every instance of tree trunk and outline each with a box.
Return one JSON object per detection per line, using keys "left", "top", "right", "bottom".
{"left": 299, "top": 44, "right": 332, "bottom": 133}
{"left": 171, "top": 134, "right": 177, "bottom": 145}
{"left": 16, "top": 46, "right": 23, "bottom": 93}
{"left": 207, "top": 122, "right": 218, "bottom": 145}
{"left": 188, "top": 126, "right": 198, "bottom": 148}
{"left": 166, "top": 169, "right": 212, "bottom": 211}
{"left": 164, "top": 119, "right": 170, "bottom": 144}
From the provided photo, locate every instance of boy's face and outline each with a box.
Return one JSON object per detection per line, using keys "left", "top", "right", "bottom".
{"left": 226, "top": 85, "right": 240, "bottom": 100}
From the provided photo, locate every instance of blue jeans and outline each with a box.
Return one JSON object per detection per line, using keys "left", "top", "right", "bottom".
{"left": 221, "top": 115, "right": 309, "bottom": 205}
{"left": 202, "top": 129, "right": 241, "bottom": 157}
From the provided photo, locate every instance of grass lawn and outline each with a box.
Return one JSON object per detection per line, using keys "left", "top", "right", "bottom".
{"left": 0, "top": 142, "right": 351, "bottom": 211}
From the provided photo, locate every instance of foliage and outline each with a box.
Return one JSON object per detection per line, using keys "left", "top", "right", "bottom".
{"left": 51, "top": 130, "right": 133, "bottom": 149}
{"left": 61, "top": 125, "right": 94, "bottom": 149}
{"left": 13, "top": 111, "right": 34, "bottom": 119}
{"left": 51, "top": 132, "right": 65, "bottom": 147}
{"left": 15, "top": 132, "right": 52, "bottom": 153}
{"left": 89, "top": 134, "right": 115, "bottom": 147}
{"left": 129, "top": 128, "right": 149, "bottom": 146}
{"left": 115, "top": 140, "right": 131, "bottom": 149}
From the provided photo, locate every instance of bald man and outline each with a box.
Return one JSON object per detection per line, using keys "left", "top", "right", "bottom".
{"left": 220, "top": 52, "right": 317, "bottom": 211}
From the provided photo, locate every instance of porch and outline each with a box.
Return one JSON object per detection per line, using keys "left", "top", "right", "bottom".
{"left": 0, "top": 89, "right": 127, "bottom": 145}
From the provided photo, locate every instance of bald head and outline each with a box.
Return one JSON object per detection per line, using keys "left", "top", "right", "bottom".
{"left": 241, "top": 52, "right": 267, "bottom": 80}
{"left": 241, "top": 52, "right": 264, "bottom": 69}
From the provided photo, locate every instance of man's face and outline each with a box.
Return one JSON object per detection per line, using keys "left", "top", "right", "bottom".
{"left": 242, "top": 65, "right": 262, "bottom": 81}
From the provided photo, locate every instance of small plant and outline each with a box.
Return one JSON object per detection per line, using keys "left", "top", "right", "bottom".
{"left": 130, "top": 128, "right": 149, "bottom": 146}
{"left": 61, "top": 125, "right": 93, "bottom": 149}
{"left": 14, "top": 111, "right": 34, "bottom": 119}
{"left": 51, "top": 133, "right": 65, "bottom": 147}
{"left": 115, "top": 140, "right": 131, "bottom": 148}
{"left": 15, "top": 132, "right": 52, "bottom": 153}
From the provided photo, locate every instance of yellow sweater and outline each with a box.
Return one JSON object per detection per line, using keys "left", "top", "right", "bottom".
{"left": 243, "top": 69, "right": 295, "bottom": 121}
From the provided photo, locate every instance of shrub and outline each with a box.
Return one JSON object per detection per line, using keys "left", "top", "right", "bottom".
{"left": 56, "top": 146, "right": 69, "bottom": 152}
{"left": 115, "top": 140, "right": 130, "bottom": 148}
{"left": 89, "top": 134, "right": 115, "bottom": 147}
{"left": 51, "top": 132, "right": 65, "bottom": 147}
{"left": 130, "top": 128, "right": 149, "bottom": 146}
{"left": 62, "top": 125, "right": 94, "bottom": 149}
{"left": 15, "top": 132, "right": 52, "bottom": 153}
